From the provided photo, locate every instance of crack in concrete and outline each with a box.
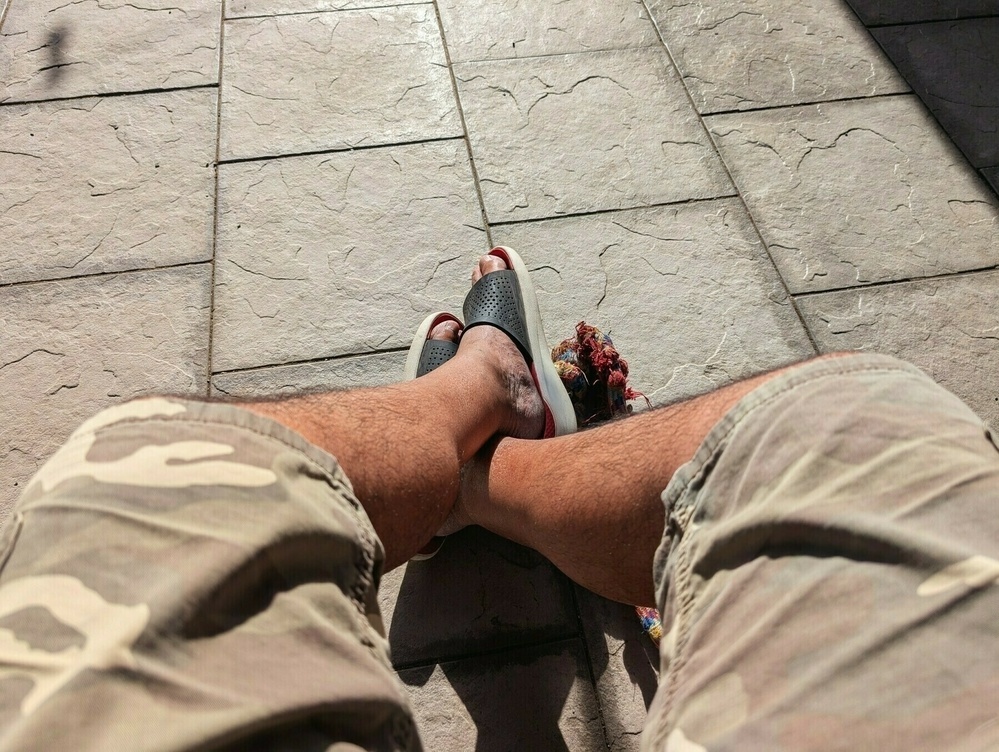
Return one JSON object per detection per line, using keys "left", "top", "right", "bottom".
{"left": 231, "top": 84, "right": 297, "bottom": 102}
{"left": 652, "top": 331, "right": 731, "bottom": 399}
{"left": 699, "top": 10, "right": 764, "bottom": 31}
{"left": 37, "top": 61, "right": 84, "bottom": 72}
{"left": 47, "top": 382, "right": 79, "bottom": 396}
{"left": 1, "top": 349, "right": 66, "bottom": 371}
{"left": 60, "top": 217, "right": 118, "bottom": 270}
{"left": 228, "top": 258, "right": 306, "bottom": 281}
{"left": 244, "top": 299, "right": 279, "bottom": 319}
{"left": 0, "top": 149, "right": 42, "bottom": 160}
{"left": 393, "top": 82, "right": 428, "bottom": 108}
{"left": 611, "top": 221, "right": 694, "bottom": 244}
{"left": 957, "top": 326, "right": 999, "bottom": 341}
{"left": 89, "top": 183, "right": 141, "bottom": 197}
{"left": 793, "top": 127, "right": 896, "bottom": 171}
{"left": 595, "top": 242, "right": 619, "bottom": 308}
{"left": 526, "top": 74, "right": 629, "bottom": 119}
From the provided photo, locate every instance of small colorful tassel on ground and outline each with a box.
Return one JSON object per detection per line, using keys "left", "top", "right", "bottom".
{"left": 635, "top": 606, "right": 663, "bottom": 646}
{"left": 551, "top": 322, "right": 660, "bottom": 647}
{"left": 551, "top": 321, "right": 650, "bottom": 425}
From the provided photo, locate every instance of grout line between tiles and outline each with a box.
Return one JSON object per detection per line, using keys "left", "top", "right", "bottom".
{"left": 863, "top": 13, "right": 999, "bottom": 29}
{"left": 210, "top": 347, "right": 411, "bottom": 377}
{"left": 217, "top": 135, "right": 466, "bottom": 165}
{"left": 791, "top": 264, "right": 999, "bottom": 299}
{"left": 640, "top": 0, "right": 821, "bottom": 356}
{"left": 224, "top": 0, "right": 428, "bottom": 21}
{"left": 0, "top": 261, "right": 212, "bottom": 291}
{"left": 0, "top": 83, "right": 219, "bottom": 109}
{"left": 699, "top": 90, "right": 912, "bottom": 119}
{"left": 392, "top": 634, "right": 582, "bottom": 673}
{"left": 448, "top": 42, "right": 664, "bottom": 67}
{"left": 487, "top": 194, "right": 740, "bottom": 227}
{"left": 431, "top": 0, "right": 494, "bottom": 246}
{"left": 204, "top": 0, "right": 227, "bottom": 396}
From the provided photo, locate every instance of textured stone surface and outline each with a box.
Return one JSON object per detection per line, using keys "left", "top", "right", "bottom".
{"left": 0, "top": 266, "right": 211, "bottom": 520}
{"left": 211, "top": 352, "right": 405, "bottom": 395}
{"left": 437, "top": 0, "right": 659, "bottom": 62}
{"left": 0, "top": 0, "right": 219, "bottom": 103}
{"left": 226, "top": 0, "right": 382, "bottom": 19}
{"left": 380, "top": 529, "right": 577, "bottom": 666}
{"left": 844, "top": 0, "right": 999, "bottom": 25}
{"left": 220, "top": 5, "right": 461, "bottom": 160}
{"left": 493, "top": 200, "right": 814, "bottom": 405}
{"left": 646, "top": 0, "right": 907, "bottom": 114}
{"left": 984, "top": 166, "right": 999, "bottom": 195}
{"left": 0, "top": 90, "right": 216, "bottom": 285}
{"left": 455, "top": 48, "right": 733, "bottom": 222}
{"left": 575, "top": 587, "right": 659, "bottom": 751}
{"left": 398, "top": 640, "right": 606, "bottom": 751}
{"left": 213, "top": 141, "right": 487, "bottom": 372}
{"left": 797, "top": 270, "right": 999, "bottom": 427}
{"left": 708, "top": 96, "right": 999, "bottom": 294}
{"left": 874, "top": 19, "right": 999, "bottom": 169}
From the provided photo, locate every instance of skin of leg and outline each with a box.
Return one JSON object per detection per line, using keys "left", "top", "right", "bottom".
{"left": 240, "top": 352, "right": 511, "bottom": 571}
{"left": 464, "top": 357, "right": 848, "bottom": 606}
{"left": 240, "top": 256, "right": 542, "bottom": 571}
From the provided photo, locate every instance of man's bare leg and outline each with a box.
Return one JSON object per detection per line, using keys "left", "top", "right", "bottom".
{"left": 459, "top": 361, "right": 841, "bottom": 606}
{"left": 239, "top": 256, "right": 544, "bottom": 570}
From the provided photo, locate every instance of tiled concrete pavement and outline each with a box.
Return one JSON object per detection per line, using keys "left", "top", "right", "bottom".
{"left": 844, "top": 0, "right": 999, "bottom": 194}
{"left": 2, "top": 0, "right": 998, "bottom": 748}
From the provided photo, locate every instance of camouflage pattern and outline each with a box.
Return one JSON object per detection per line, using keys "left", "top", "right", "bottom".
{"left": 643, "top": 354, "right": 999, "bottom": 751}
{"left": 0, "top": 398, "right": 419, "bottom": 751}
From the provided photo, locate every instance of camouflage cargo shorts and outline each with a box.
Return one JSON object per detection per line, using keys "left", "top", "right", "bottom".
{"left": 643, "top": 354, "right": 999, "bottom": 752}
{"left": 0, "top": 353, "right": 996, "bottom": 750}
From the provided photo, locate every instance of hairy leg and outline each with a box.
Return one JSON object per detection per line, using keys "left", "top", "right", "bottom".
{"left": 241, "top": 256, "right": 543, "bottom": 570}
{"left": 463, "top": 358, "right": 845, "bottom": 605}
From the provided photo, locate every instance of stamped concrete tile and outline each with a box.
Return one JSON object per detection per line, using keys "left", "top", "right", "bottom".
{"left": 0, "top": 266, "right": 211, "bottom": 520}
{"left": 646, "top": 0, "right": 907, "bottom": 114}
{"left": 380, "top": 528, "right": 577, "bottom": 666}
{"left": 797, "top": 271, "right": 999, "bottom": 428}
{"left": 220, "top": 5, "right": 460, "bottom": 161}
{"left": 212, "top": 141, "right": 487, "bottom": 372}
{"left": 844, "top": 0, "right": 999, "bottom": 26}
{"left": 211, "top": 352, "right": 405, "bottom": 396}
{"left": 455, "top": 48, "right": 733, "bottom": 223}
{"left": 493, "top": 200, "right": 814, "bottom": 405}
{"left": 874, "top": 19, "right": 999, "bottom": 169}
{"left": 0, "top": 90, "right": 216, "bottom": 285}
{"left": 0, "top": 0, "right": 219, "bottom": 103}
{"left": 398, "top": 640, "right": 606, "bottom": 751}
{"left": 575, "top": 587, "right": 659, "bottom": 751}
{"left": 708, "top": 96, "right": 999, "bottom": 294}
{"left": 437, "top": 0, "right": 658, "bottom": 63}
{"left": 226, "top": 0, "right": 387, "bottom": 19}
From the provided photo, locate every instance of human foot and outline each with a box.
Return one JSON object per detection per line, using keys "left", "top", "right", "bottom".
{"left": 421, "top": 254, "right": 546, "bottom": 552}
{"left": 461, "top": 248, "right": 578, "bottom": 440}
{"left": 414, "top": 251, "right": 568, "bottom": 557}
{"left": 451, "top": 252, "right": 549, "bottom": 441}
{"left": 404, "top": 312, "right": 462, "bottom": 379}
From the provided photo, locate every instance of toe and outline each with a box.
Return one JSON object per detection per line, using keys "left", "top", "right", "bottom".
{"left": 470, "top": 253, "right": 509, "bottom": 283}
{"left": 430, "top": 318, "right": 461, "bottom": 343}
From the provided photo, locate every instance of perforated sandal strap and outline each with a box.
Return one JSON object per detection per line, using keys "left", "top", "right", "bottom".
{"left": 416, "top": 339, "right": 459, "bottom": 377}
{"left": 461, "top": 270, "right": 532, "bottom": 362}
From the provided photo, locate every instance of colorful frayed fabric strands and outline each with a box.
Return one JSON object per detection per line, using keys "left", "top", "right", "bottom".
{"left": 635, "top": 606, "right": 663, "bottom": 646}
{"left": 550, "top": 322, "right": 660, "bottom": 646}
{"left": 551, "top": 321, "right": 650, "bottom": 424}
